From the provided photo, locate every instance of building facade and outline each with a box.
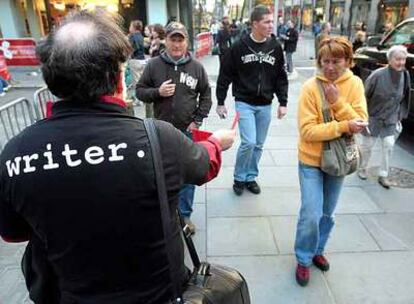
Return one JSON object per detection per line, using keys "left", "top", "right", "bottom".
{"left": 0, "top": 0, "right": 193, "bottom": 40}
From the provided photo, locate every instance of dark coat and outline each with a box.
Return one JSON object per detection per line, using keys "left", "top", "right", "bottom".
{"left": 283, "top": 27, "right": 299, "bottom": 53}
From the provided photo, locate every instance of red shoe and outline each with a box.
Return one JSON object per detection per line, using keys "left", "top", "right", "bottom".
{"left": 295, "top": 264, "right": 310, "bottom": 286}
{"left": 312, "top": 255, "right": 330, "bottom": 271}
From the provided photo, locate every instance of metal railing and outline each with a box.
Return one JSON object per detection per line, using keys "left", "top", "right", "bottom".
{"left": 0, "top": 98, "right": 36, "bottom": 151}
{"left": 33, "top": 86, "right": 58, "bottom": 120}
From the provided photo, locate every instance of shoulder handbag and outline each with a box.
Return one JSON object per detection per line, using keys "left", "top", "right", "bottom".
{"left": 144, "top": 119, "right": 251, "bottom": 304}
{"left": 317, "top": 81, "right": 360, "bottom": 176}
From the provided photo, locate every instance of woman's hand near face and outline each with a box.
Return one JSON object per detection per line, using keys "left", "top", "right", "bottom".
{"left": 322, "top": 83, "right": 339, "bottom": 104}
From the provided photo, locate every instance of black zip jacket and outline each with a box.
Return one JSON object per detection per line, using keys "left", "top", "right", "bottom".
{"left": 283, "top": 28, "right": 299, "bottom": 53}
{"left": 216, "top": 34, "right": 288, "bottom": 106}
{"left": 136, "top": 52, "right": 212, "bottom": 131}
{"left": 0, "top": 99, "right": 219, "bottom": 304}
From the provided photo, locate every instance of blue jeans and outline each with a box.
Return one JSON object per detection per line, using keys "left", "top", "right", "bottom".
{"left": 179, "top": 131, "right": 196, "bottom": 218}
{"left": 0, "top": 77, "right": 8, "bottom": 93}
{"left": 294, "top": 162, "right": 345, "bottom": 266}
{"left": 234, "top": 101, "right": 272, "bottom": 182}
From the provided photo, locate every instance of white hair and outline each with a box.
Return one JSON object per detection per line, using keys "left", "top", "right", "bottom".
{"left": 387, "top": 45, "right": 408, "bottom": 61}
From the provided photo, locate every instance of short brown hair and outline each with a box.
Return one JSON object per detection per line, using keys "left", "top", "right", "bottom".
{"left": 130, "top": 20, "right": 143, "bottom": 32}
{"left": 317, "top": 36, "right": 354, "bottom": 68}
{"left": 250, "top": 5, "right": 271, "bottom": 23}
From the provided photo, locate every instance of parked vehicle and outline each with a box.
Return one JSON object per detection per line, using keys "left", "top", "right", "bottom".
{"left": 353, "top": 18, "right": 414, "bottom": 124}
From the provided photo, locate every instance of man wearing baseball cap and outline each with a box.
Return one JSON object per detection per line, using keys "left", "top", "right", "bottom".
{"left": 136, "top": 22, "right": 212, "bottom": 234}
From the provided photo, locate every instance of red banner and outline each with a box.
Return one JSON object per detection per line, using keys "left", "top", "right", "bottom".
{"left": 195, "top": 32, "right": 213, "bottom": 59}
{"left": 0, "top": 54, "right": 11, "bottom": 81}
{"left": 0, "top": 38, "right": 39, "bottom": 66}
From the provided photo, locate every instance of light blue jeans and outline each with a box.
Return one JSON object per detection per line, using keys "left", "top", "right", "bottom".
{"left": 294, "top": 162, "right": 345, "bottom": 266}
{"left": 179, "top": 131, "right": 196, "bottom": 218}
{"left": 234, "top": 101, "right": 272, "bottom": 182}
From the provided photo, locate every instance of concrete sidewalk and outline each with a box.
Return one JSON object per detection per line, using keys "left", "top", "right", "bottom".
{"left": 189, "top": 53, "right": 414, "bottom": 304}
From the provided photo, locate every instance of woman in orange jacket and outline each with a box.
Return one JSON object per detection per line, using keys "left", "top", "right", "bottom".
{"left": 294, "top": 37, "right": 368, "bottom": 286}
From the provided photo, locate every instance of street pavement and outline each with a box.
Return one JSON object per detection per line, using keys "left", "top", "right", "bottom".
{"left": 1, "top": 34, "right": 414, "bottom": 303}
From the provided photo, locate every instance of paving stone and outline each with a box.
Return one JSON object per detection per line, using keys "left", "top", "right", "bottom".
{"left": 325, "top": 252, "right": 414, "bottom": 304}
{"left": 208, "top": 256, "right": 335, "bottom": 304}
{"left": 207, "top": 187, "right": 301, "bottom": 217}
{"left": 264, "top": 136, "right": 298, "bottom": 150}
{"left": 269, "top": 215, "right": 380, "bottom": 254}
{"left": 207, "top": 217, "right": 278, "bottom": 256}
{"left": 363, "top": 185, "right": 414, "bottom": 212}
{"left": 360, "top": 213, "right": 414, "bottom": 250}
{"left": 335, "top": 187, "right": 383, "bottom": 214}
{"left": 194, "top": 186, "right": 206, "bottom": 203}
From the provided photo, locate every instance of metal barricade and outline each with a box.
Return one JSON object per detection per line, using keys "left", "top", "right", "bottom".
{"left": 0, "top": 98, "right": 36, "bottom": 151}
{"left": 33, "top": 86, "right": 58, "bottom": 120}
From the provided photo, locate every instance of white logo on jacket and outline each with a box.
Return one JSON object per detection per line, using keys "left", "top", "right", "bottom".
{"left": 180, "top": 72, "right": 198, "bottom": 90}
{"left": 241, "top": 52, "right": 275, "bottom": 65}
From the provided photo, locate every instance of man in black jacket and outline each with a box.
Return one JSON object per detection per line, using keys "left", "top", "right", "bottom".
{"left": 136, "top": 22, "right": 212, "bottom": 233}
{"left": 0, "top": 11, "right": 235, "bottom": 304}
{"left": 281, "top": 20, "right": 299, "bottom": 73}
{"left": 216, "top": 5, "right": 289, "bottom": 196}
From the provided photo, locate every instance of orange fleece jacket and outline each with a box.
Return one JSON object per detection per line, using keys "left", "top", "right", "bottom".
{"left": 297, "top": 70, "right": 368, "bottom": 167}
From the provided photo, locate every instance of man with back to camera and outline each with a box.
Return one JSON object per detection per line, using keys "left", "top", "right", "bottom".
{"left": 216, "top": 5, "right": 289, "bottom": 196}
{"left": 136, "top": 21, "right": 212, "bottom": 234}
{"left": 0, "top": 10, "right": 235, "bottom": 304}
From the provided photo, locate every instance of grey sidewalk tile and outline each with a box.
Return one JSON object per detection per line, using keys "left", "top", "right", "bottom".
{"left": 0, "top": 266, "right": 30, "bottom": 303}
{"left": 194, "top": 186, "right": 206, "bottom": 203}
{"left": 335, "top": 187, "right": 383, "bottom": 214}
{"left": 325, "top": 251, "right": 414, "bottom": 304}
{"left": 269, "top": 215, "right": 381, "bottom": 255}
{"left": 208, "top": 256, "right": 335, "bottom": 304}
{"left": 207, "top": 217, "right": 278, "bottom": 256}
{"left": 269, "top": 150, "right": 298, "bottom": 166}
{"left": 207, "top": 188, "right": 300, "bottom": 217}
{"left": 207, "top": 167, "right": 299, "bottom": 188}
{"left": 264, "top": 136, "right": 298, "bottom": 150}
{"left": 360, "top": 213, "right": 414, "bottom": 250}
{"left": 363, "top": 186, "right": 414, "bottom": 213}
{"left": 192, "top": 203, "right": 206, "bottom": 231}
{"left": 267, "top": 119, "right": 299, "bottom": 137}
{"left": 221, "top": 150, "right": 275, "bottom": 167}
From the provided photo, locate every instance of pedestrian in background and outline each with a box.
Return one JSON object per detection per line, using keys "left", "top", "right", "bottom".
{"left": 136, "top": 22, "right": 212, "bottom": 233}
{"left": 314, "top": 22, "right": 331, "bottom": 58}
{"left": 216, "top": 5, "right": 288, "bottom": 196}
{"left": 282, "top": 20, "right": 299, "bottom": 74}
{"left": 358, "top": 45, "right": 411, "bottom": 188}
{"left": 216, "top": 16, "right": 232, "bottom": 64}
{"left": 295, "top": 37, "right": 368, "bottom": 287}
{"left": 0, "top": 76, "right": 10, "bottom": 97}
{"left": 148, "top": 23, "right": 166, "bottom": 58}
{"left": 128, "top": 20, "right": 145, "bottom": 87}
{"left": 352, "top": 30, "right": 366, "bottom": 52}
{"left": 210, "top": 19, "right": 220, "bottom": 44}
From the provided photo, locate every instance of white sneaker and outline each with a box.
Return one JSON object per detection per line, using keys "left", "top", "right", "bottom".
{"left": 0, "top": 92, "right": 6, "bottom": 97}
{"left": 3, "top": 85, "right": 11, "bottom": 92}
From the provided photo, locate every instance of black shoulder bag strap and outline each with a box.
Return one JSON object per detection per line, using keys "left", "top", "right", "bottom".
{"left": 143, "top": 118, "right": 183, "bottom": 304}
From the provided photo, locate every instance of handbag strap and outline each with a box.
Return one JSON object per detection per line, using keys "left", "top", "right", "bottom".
{"left": 143, "top": 119, "right": 183, "bottom": 304}
{"left": 316, "top": 79, "right": 332, "bottom": 123}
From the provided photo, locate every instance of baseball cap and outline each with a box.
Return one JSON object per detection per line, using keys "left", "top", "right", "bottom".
{"left": 165, "top": 22, "right": 188, "bottom": 38}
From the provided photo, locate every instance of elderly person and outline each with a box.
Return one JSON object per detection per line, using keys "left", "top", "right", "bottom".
{"left": 295, "top": 37, "right": 368, "bottom": 286}
{"left": 357, "top": 45, "right": 411, "bottom": 188}
{"left": 0, "top": 11, "right": 235, "bottom": 303}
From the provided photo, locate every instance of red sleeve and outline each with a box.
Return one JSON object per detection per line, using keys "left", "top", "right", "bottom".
{"left": 198, "top": 136, "right": 222, "bottom": 182}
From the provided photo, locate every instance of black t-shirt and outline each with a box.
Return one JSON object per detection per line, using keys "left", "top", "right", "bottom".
{"left": 0, "top": 100, "right": 210, "bottom": 303}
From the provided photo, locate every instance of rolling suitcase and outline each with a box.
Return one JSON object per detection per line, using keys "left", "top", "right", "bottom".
{"left": 144, "top": 119, "right": 251, "bottom": 304}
